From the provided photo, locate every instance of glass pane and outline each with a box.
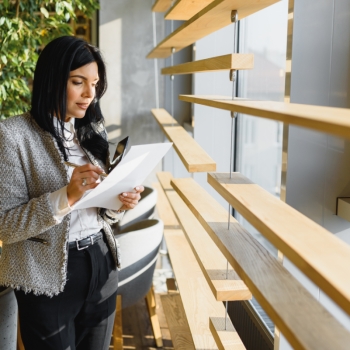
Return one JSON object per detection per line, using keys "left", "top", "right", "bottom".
{"left": 236, "top": 0, "right": 288, "bottom": 257}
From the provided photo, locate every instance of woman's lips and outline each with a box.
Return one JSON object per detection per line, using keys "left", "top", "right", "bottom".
{"left": 76, "top": 103, "right": 89, "bottom": 110}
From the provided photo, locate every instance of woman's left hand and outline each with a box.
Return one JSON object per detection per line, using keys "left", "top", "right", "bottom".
{"left": 118, "top": 186, "right": 144, "bottom": 211}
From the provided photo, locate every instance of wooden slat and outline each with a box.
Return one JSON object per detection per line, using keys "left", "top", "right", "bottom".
{"left": 154, "top": 178, "right": 245, "bottom": 349}
{"left": 158, "top": 172, "right": 251, "bottom": 301}
{"left": 152, "top": 0, "right": 172, "bottom": 12}
{"left": 210, "top": 317, "right": 242, "bottom": 350}
{"left": 166, "top": 278, "right": 178, "bottom": 293}
{"left": 179, "top": 95, "right": 350, "bottom": 139}
{"left": 152, "top": 108, "right": 216, "bottom": 172}
{"left": 165, "top": 0, "right": 214, "bottom": 20}
{"left": 171, "top": 177, "right": 350, "bottom": 350}
{"left": 208, "top": 172, "right": 350, "bottom": 317}
{"left": 113, "top": 295, "right": 123, "bottom": 350}
{"left": 337, "top": 197, "right": 350, "bottom": 222}
{"left": 145, "top": 287, "right": 163, "bottom": 348}
{"left": 165, "top": 229, "right": 244, "bottom": 349}
{"left": 162, "top": 54, "right": 254, "bottom": 75}
{"left": 147, "top": 0, "right": 280, "bottom": 58}
{"left": 160, "top": 293, "right": 196, "bottom": 349}
{"left": 153, "top": 178, "right": 179, "bottom": 229}
{"left": 156, "top": 171, "right": 174, "bottom": 192}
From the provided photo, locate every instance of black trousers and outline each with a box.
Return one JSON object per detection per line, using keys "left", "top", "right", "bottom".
{"left": 15, "top": 232, "right": 119, "bottom": 350}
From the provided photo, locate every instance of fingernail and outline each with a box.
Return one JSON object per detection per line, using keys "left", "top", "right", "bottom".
{"left": 135, "top": 186, "right": 140, "bottom": 190}
{"left": 123, "top": 193, "right": 127, "bottom": 197}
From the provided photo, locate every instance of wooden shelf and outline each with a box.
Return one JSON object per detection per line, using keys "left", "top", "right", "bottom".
{"left": 179, "top": 95, "right": 350, "bottom": 139}
{"left": 171, "top": 177, "right": 350, "bottom": 349}
{"left": 160, "top": 293, "right": 195, "bottom": 349}
{"left": 153, "top": 179, "right": 245, "bottom": 350}
{"left": 152, "top": 108, "right": 216, "bottom": 172}
{"left": 158, "top": 172, "right": 251, "bottom": 301}
{"left": 147, "top": 0, "right": 280, "bottom": 59}
{"left": 152, "top": 0, "right": 172, "bottom": 12}
{"left": 162, "top": 54, "right": 254, "bottom": 75}
{"left": 207, "top": 172, "right": 350, "bottom": 317}
{"left": 165, "top": 0, "right": 214, "bottom": 20}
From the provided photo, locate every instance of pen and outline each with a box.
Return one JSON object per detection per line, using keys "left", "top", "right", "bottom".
{"left": 64, "top": 161, "right": 108, "bottom": 178}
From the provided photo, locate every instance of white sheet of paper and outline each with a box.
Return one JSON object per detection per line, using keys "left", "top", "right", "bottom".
{"left": 73, "top": 142, "right": 173, "bottom": 210}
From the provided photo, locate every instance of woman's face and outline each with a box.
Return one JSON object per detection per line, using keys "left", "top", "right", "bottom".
{"left": 66, "top": 62, "right": 99, "bottom": 122}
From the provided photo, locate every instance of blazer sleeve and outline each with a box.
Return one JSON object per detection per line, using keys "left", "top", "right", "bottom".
{"left": 0, "top": 122, "right": 59, "bottom": 244}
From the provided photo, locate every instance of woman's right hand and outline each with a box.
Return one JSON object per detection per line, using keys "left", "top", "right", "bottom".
{"left": 67, "top": 164, "right": 104, "bottom": 206}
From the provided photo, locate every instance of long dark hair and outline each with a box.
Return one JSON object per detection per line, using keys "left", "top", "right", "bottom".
{"left": 31, "top": 36, "right": 109, "bottom": 164}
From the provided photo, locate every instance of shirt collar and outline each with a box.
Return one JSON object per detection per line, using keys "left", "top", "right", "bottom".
{"left": 53, "top": 116, "right": 75, "bottom": 136}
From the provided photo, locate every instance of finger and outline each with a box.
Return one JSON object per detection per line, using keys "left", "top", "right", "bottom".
{"left": 121, "top": 202, "right": 136, "bottom": 210}
{"left": 119, "top": 197, "right": 139, "bottom": 206}
{"left": 79, "top": 170, "right": 102, "bottom": 179}
{"left": 72, "top": 171, "right": 101, "bottom": 183}
{"left": 134, "top": 186, "right": 144, "bottom": 193}
{"left": 120, "top": 192, "right": 141, "bottom": 200}
{"left": 79, "top": 178, "right": 98, "bottom": 187}
{"left": 73, "top": 164, "right": 104, "bottom": 175}
{"left": 119, "top": 194, "right": 139, "bottom": 203}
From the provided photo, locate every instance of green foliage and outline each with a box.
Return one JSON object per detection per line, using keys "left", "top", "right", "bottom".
{"left": 0, "top": 0, "right": 99, "bottom": 119}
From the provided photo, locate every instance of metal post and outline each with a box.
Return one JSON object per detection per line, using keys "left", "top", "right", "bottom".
{"left": 226, "top": 9, "right": 239, "bottom": 332}
{"left": 152, "top": 11, "right": 159, "bottom": 109}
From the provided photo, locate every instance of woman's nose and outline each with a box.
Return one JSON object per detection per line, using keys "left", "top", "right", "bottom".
{"left": 83, "top": 85, "right": 94, "bottom": 98}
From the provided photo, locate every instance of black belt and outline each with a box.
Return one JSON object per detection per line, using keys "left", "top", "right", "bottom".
{"left": 68, "top": 231, "right": 103, "bottom": 250}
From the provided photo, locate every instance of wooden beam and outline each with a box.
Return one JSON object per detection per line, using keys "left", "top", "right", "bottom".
{"left": 171, "top": 177, "right": 350, "bottom": 349}
{"left": 147, "top": 0, "right": 280, "bottom": 58}
{"left": 152, "top": 0, "right": 172, "bottom": 12}
{"left": 112, "top": 295, "right": 123, "bottom": 350}
{"left": 158, "top": 172, "right": 251, "bottom": 301}
{"left": 156, "top": 171, "right": 174, "bottom": 191}
{"left": 145, "top": 287, "right": 163, "bottom": 348}
{"left": 166, "top": 278, "right": 178, "bottom": 293}
{"left": 337, "top": 197, "right": 350, "bottom": 222}
{"left": 162, "top": 54, "right": 254, "bottom": 75}
{"left": 207, "top": 172, "right": 350, "bottom": 317}
{"left": 152, "top": 109, "right": 216, "bottom": 172}
{"left": 165, "top": 0, "right": 214, "bottom": 20}
{"left": 154, "top": 179, "right": 246, "bottom": 349}
{"left": 210, "top": 317, "right": 243, "bottom": 350}
{"left": 160, "top": 293, "right": 196, "bottom": 349}
{"left": 165, "top": 229, "right": 242, "bottom": 349}
{"left": 179, "top": 95, "right": 350, "bottom": 139}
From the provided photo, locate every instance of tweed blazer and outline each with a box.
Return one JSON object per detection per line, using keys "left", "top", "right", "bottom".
{"left": 0, "top": 113, "right": 120, "bottom": 296}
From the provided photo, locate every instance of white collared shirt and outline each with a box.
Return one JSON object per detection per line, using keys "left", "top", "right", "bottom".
{"left": 48, "top": 118, "right": 120, "bottom": 242}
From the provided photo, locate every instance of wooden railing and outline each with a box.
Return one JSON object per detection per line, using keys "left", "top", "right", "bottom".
{"left": 152, "top": 0, "right": 172, "bottom": 12}
{"left": 161, "top": 54, "right": 254, "bottom": 75}
{"left": 152, "top": 109, "right": 216, "bottom": 172}
{"left": 153, "top": 177, "right": 246, "bottom": 349}
{"left": 165, "top": 0, "right": 215, "bottom": 20}
{"left": 147, "top": 0, "right": 280, "bottom": 58}
{"left": 179, "top": 95, "right": 350, "bottom": 139}
{"left": 147, "top": 0, "right": 350, "bottom": 348}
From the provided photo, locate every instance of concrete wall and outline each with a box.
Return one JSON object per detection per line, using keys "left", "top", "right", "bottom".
{"left": 280, "top": 0, "right": 350, "bottom": 348}
{"left": 99, "top": 0, "right": 192, "bottom": 183}
{"left": 99, "top": 0, "right": 165, "bottom": 150}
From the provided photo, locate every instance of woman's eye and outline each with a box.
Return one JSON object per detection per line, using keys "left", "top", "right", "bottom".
{"left": 72, "top": 81, "right": 82, "bottom": 85}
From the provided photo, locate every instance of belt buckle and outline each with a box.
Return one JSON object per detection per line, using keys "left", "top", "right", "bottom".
{"left": 76, "top": 238, "right": 89, "bottom": 251}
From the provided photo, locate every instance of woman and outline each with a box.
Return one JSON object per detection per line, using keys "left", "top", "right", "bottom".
{"left": 0, "top": 36, "right": 143, "bottom": 349}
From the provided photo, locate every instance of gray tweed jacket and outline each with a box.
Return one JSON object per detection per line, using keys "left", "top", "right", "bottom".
{"left": 0, "top": 113, "right": 120, "bottom": 296}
